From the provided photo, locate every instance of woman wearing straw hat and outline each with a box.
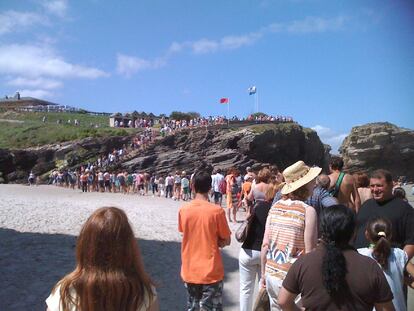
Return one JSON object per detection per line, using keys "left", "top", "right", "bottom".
{"left": 260, "top": 161, "right": 319, "bottom": 310}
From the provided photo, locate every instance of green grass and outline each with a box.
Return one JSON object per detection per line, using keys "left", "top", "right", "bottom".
{"left": 0, "top": 111, "right": 133, "bottom": 149}
{"left": 248, "top": 122, "right": 305, "bottom": 134}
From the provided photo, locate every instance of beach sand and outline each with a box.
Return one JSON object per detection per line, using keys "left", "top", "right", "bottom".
{"left": 1, "top": 184, "right": 413, "bottom": 311}
{"left": 0, "top": 185, "right": 246, "bottom": 311}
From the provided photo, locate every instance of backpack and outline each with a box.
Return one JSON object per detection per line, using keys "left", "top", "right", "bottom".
{"left": 329, "top": 172, "right": 345, "bottom": 198}
{"left": 219, "top": 179, "right": 227, "bottom": 194}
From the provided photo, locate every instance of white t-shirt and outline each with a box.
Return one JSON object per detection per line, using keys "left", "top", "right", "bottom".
{"left": 46, "top": 284, "right": 156, "bottom": 311}
{"left": 358, "top": 247, "right": 408, "bottom": 311}
{"left": 211, "top": 173, "right": 224, "bottom": 192}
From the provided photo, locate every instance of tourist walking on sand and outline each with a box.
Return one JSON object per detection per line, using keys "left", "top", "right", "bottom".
{"left": 158, "top": 175, "right": 165, "bottom": 197}
{"left": 173, "top": 170, "right": 182, "bottom": 201}
{"left": 166, "top": 173, "right": 174, "bottom": 198}
{"left": 80, "top": 171, "right": 88, "bottom": 193}
{"left": 354, "top": 169, "right": 414, "bottom": 260}
{"left": 103, "top": 170, "right": 111, "bottom": 192}
{"left": 277, "top": 205, "right": 394, "bottom": 311}
{"left": 151, "top": 174, "right": 158, "bottom": 196}
{"left": 243, "top": 166, "right": 256, "bottom": 184}
{"left": 241, "top": 175, "right": 253, "bottom": 212}
{"left": 117, "top": 171, "right": 127, "bottom": 194}
{"left": 273, "top": 173, "right": 337, "bottom": 225}
{"left": 226, "top": 167, "right": 240, "bottom": 222}
{"left": 239, "top": 180, "right": 279, "bottom": 311}
{"left": 144, "top": 172, "right": 150, "bottom": 195}
{"left": 46, "top": 207, "right": 159, "bottom": 311}
{"left": 246, "top": 167, "right": 271, "bottom": 205}
{"left": 97, "top": 171, "right": 104, "bottom": 192}
{"left": 178, "top": 170, "right": 231, "bottom": 311}
{"left": 181, "top": 172, "right": 190, "bottom": 201}
{"left": 211, "top": 169, "right": 225, "bottom": 206}
{"left": 261, "top": 161, "right": 319, "bottom": 309}
{"left": 28, "top": 171, "right": 36, "bottom": 186}
{"left": 358, "top": 217, "right": 408, "bottom": 311}
{"left": 328, "top": 156, "right": 361, "bottom": 212}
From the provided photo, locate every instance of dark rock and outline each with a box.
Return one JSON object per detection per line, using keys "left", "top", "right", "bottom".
{"left": 0, "top": 135, "right": 132, "bottom": 183}
{"left": 0, "top": 123, "right": 328, "bottom": 182}
{"left": 121, "top": 123, "right": 326, "bottom": 175}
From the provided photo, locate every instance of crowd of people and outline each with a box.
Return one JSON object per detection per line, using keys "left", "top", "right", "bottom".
{"left": 41, "top": 155, "right": 414, "bottom": 311}
{"left": 113, "top": 114, "right": 294, "bottom": 129}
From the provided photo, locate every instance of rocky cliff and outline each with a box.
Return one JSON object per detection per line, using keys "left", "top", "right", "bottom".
{"left": 0, "top": 135, "right": 132, "bottom": 183}
{"left": 121, "top": 123, "right": 326, "bottom": 175}
{"left": 340, "top": 122, "right": 414, "bottom": 179}
{"left": 0, "top": 123, "right": 327, "bottom": 183}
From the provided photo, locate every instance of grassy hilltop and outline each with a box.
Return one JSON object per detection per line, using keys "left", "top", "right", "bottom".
{"left": 0, "top": 111, "right": 133, "bottom": 149}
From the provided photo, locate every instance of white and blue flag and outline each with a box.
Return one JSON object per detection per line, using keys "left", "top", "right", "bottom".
{"left": 248, "top": 86, "right": 257, "bottom": 95}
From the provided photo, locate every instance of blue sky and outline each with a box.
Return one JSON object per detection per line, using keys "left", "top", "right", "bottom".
{"left": 1, "top": 0, "right": 413, "bottom": 152}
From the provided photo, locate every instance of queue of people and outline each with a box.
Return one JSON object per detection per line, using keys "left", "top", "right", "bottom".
{"left": 43, "top": 156, "right": 413, "bottom": 311}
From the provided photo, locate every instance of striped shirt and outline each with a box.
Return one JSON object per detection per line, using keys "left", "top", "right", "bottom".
{"left": 264, "top": 199, "right": 307, "bottom": 279}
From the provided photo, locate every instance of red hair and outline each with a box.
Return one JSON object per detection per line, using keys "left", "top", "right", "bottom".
{"left": 55, "top": 207, "right": 154, "bottom": 311}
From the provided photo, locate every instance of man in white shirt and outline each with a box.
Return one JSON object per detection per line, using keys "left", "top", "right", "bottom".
{"left": 211, "top": 169, "right": 225, "bottom": 206}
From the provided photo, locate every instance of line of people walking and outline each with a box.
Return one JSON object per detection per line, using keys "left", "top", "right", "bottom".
{"left": 45, "top": 157, "right": 414, "bottom": 311}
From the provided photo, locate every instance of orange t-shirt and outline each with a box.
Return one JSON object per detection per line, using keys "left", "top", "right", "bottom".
{"left": 242, "top": 181, "right": 252, "bottom": 196}
{"left": 178, "top": 199, "right": 231, "bottom": 284}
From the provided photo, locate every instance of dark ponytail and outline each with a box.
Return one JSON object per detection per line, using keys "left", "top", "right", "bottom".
{"left": 319, "top": 205, "right": 355, "bottom": 298}
{"left": 366, "top": 217, "right": 392, "bottom": 270}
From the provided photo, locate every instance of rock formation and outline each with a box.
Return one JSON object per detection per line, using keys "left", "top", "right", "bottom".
{"left": 0, "top": 135, "right": 132, "bottom": 183}
{"left": 0, "top": 123, "right": 328, "bottom": 183}
{"left": 340, "top": 122, "right": 414, "bottom": 179}
{"left": 121, "top": 123, "right": 326, "bottom": 175}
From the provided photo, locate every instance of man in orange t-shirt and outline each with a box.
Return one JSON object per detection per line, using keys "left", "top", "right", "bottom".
{"left": 178, "top": 170, "right": 231, "bottom": 311}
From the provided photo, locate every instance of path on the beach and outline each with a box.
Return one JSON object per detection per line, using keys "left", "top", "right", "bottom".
{"left": 0, "top": 184, "right": 413, "bottom": 311}
{"left": 0, "top": 185, "right": 246, "bottom": 311}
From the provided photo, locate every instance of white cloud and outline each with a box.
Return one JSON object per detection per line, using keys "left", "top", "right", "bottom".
{"left": 168, "top": 42, "right": 184, "bottom": 54}
{"left": 191, "top": 39, "right": 220, "bottom": 54}
{"left": 0, "top": 44, "right": 109, "bottom": 79}
{"left": 0, "top": 10, "right": 46, "bottom": 35}
{"left": 311, "top": 125, "right": 348, "bottom": 154}
{"left": 264, "top": 16, "right": 347, "bottom": 34}
{"left": 188, "top": 32, "right": 262, "bottom": 54}
{"left": 41, "top": 0, "right": 68, "bottom": 17}
{"left": 116, "top": 53, "right": 166, "bottom": 77}
{"left": 118, "top": 15, "right": 349, "bottom": 76}
{"left": 19, "top": 89, "right": 54, "bottom": 99}
{"left": 311, "top": 125, "right": 331, "bottom": 136}
{"left": 7, "top": 77, "right": 63, "bottom": 89}
{"left": 286, "top": 16, "right": 348, "bottom": 33}
{"left": 220, "top": 32, "right": 262, "bottom": 49}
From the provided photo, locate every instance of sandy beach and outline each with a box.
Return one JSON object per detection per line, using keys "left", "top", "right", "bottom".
{"left": 0, "top": 185, "right": 246, "bottom": 311}
{"left": 1, "top": 184, "right": 413, "bottom": 311}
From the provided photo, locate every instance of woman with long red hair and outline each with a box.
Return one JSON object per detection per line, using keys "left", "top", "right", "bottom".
{"left": 46, "top": 207, "right": 158, "bottom": 311}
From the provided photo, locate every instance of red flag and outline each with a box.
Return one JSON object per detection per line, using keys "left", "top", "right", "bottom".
{"left": 220, "top": 98, "right": 229, "bottom": 104}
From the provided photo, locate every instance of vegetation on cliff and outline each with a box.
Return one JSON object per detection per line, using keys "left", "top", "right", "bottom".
{"left": 0, "top": 111, "right": 130, "bottom": 149}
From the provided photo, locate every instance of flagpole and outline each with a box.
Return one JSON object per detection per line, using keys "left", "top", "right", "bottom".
{"left": 254, "top": 92, "right": 257, "bottom": 113}
{"left": 227, "top": 99, "right": 230, "bottom": 128}
{"left": 256, "top": 89, "right": 259, "bottom": 113}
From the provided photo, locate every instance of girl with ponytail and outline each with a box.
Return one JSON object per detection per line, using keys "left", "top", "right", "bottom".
{"left": 278, "top": 205, "right": 395, "bottom": 310}
{"left": 358, "top": 218, "right": 408, "bottom": 311}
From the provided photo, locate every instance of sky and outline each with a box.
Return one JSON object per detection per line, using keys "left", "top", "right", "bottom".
{"left": 1, "top": 0, "right": 413, "bottom": 153}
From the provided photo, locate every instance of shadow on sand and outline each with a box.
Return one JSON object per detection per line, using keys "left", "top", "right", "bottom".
{"left": 0, "top": 228, "right": 239, "bottom": 311}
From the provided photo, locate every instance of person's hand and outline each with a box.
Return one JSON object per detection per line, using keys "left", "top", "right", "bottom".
{"left": 260, "top": 276, "right": 266, "bottom": 289}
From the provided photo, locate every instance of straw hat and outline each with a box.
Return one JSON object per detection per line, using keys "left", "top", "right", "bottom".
{"left": 280, "top": 161, "right": 322, "bottom": 195}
